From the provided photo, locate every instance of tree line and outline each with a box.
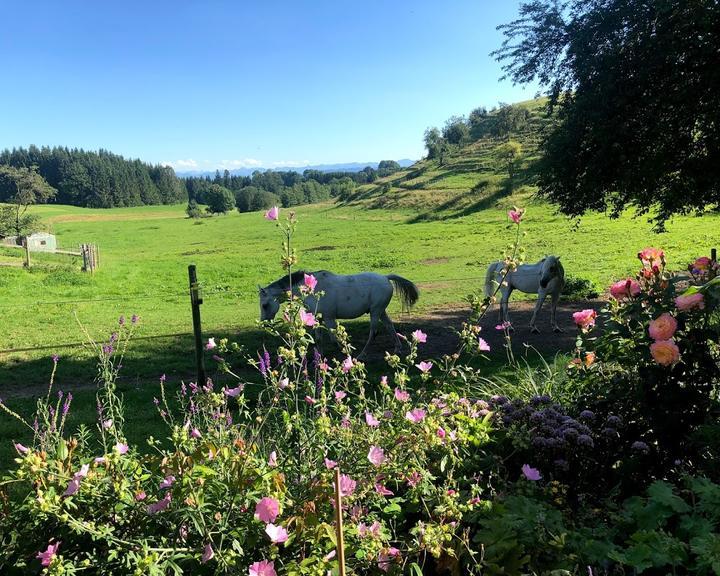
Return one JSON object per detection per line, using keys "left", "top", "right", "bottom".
{"left": 0, "top": 146, "right": 186, "bottom": 208}
{"left": 185, "top": 160, "right": 402, "bottom": 215}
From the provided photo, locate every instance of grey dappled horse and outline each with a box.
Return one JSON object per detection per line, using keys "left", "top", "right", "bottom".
{"left": 484, "top": 256, "right": 565, "bottom": 333}
{"left": 259, "top": 270, "right": 419, "bottom": 356}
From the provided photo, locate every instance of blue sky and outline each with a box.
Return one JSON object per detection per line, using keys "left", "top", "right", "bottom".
{"left": 1, "top": 1, "right": 537, "bottom": 171}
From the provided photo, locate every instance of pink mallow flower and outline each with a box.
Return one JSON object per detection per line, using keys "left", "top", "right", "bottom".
{"left": 394, "top": 388, "right": 410, "bottom": 402}
{"left": 478, "top": 337, "right": 491, "bottom": 352}
{"left": 268, "top": 451, "right": 278, "bottom": 467}
{"left": 610, "top": 279, "right": 641, "bottom": 299}
{"left": 14, "top": 442, "right": 29, "bottom": 454}
{"left": 375, "top": 483, "right": 393, "bottom": 496}
{"left": 411, "top": 329, "right": 427, "bottom": 343}
{"left": 324, "top": 457, "right": 338, "bottom": 469}
{"left": 264, "top": 206, "right": 279, "bottom": 221}
{"left": 572, "top": 309, "right": 597, "bottom": 330}
{"left": 339, "top": 474, "right": 357, "bottom": 497}
{"left": 368, "top": 445, "right": 386, "bottom": 466}
{"left": 255, "top": 497, "right": 280, "bottom": 523}
{"left": 648, "top": 313, "right": 677, "bottom": 341}
{"left": 37, "top": 542, "right": 60, "bottom": 567}
{"left": 265, "top": 523, "right": 289, "bottom": 544}
{"left": 114, "top": 442, "right": 129, "bottom": 455}
{"left": 147, "top": 492, "right": 172, "bottom": 514}
{"left": 378, "top": 547, "right": 402, "bottom": 572}
{"left": 334, "top": 391, "right": 347, "bottom": 401}
{"left": 249, "top": 560, "right": 277, "bottom": 576}
{"left": 205, "top": 338, "right": 217, "bottom": 350}
{"left": 190, "top": 428, "right": 202, "bottom": 439}
{"left": 341, "top": 356, "right": 354, "bottom": 373}
{"left": 159, "top": 475, "right": 176, "bottom": 490}
{"left": 365, "top": 412, "right": 380, "bottom": 427}
{"left": 436, "top": 427, "right": 446, "bottom": 439}
{"left": 201, "top": 542, "right": 214, "bottom": 564}
{"left": 225, "top": 385, "right": 244, "bottom": 397}
{"left": 415, "top": 361, "right": 433, "bottom": 373}
{"left": 508, "top": 209, "right": 523, "bottom": 224}
{"left": 303, "top": 274, "right": 318, "bottom": 292}
{"left": 675, "top": 292, "right": 705, "bottom": 312}
{"left": 405, "top": 408, "right": 426, "bottom": 423}
{"left": 358, "top": 521, "right": 382, "bottom": 538}
{"left": 522, "top": 464, "right": 542, "bottom": 481}
{"left": 650, "top": 339, "right": 681, "bottom": 366}
{"left": 299, "top": 309, "right": 316, "bottom": 327}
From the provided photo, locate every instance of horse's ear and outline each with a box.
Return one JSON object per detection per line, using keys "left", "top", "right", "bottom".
{"left": 258, "top": 285, "right": 266, "bottom": 294}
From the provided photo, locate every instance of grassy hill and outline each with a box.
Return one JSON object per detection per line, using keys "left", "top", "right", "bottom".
{"left": 343, "top": 98, "right": 550, "bottom": 219}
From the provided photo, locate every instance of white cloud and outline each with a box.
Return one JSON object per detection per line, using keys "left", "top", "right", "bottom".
{"left": 161, "top": 159, "right": 198, "bottom": 169}
{"left": 218, "top": 158, "right": 264, "bottom": 169}
{"left": 271, "top": 160, "right": 311, "bottom": 168}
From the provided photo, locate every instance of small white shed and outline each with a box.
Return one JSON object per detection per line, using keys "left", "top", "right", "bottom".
{"left": 25, "top": 232, "right": 57, "bottom": 252}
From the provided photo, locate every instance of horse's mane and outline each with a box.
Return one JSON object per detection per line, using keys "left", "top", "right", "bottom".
{"left": 266, "top": 270, "right": 308, "bottom": 291}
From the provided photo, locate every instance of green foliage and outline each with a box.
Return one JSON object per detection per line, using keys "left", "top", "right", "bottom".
{"left": 0, "top": 164, "right": 56, "bottom": 237}
{"left": 203, "top": 184, "right": 235, "bottom": 215}
{"left": 495, "top": 0, "right": 720, "bottom": 227}
{"left": 0, "top": 146, "right": 186, "bottom": 208}
{"left": 185, "top": 199, "right": 202, "bottom": 219}
{"left": 561, "top": 274, "right": 598, "bottom": 300}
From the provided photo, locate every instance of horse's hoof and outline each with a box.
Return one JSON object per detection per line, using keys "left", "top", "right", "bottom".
{"left": 530, "top": 326, "right": 540, "bottom": 334}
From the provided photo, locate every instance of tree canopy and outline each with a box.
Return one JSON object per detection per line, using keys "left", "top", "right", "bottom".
{"left": 494, "top": 0, "right": 720, "bottom": 227}
{"left": 0, "top": 165, "right": 56, "bottom": 238}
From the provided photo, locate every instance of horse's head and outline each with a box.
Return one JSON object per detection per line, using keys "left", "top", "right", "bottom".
{"left": 540, "top": 256, "right": 561, "bottom": 289}
{"left": 258, "top": 286, "right": 280, "bottom": 321}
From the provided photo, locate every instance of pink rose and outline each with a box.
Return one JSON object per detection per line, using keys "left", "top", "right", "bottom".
{"left": 648, "top": 313, "right": 677, "bottom": 341}
{"left": 675, "top": 293, "right": 705, "bottom": 312}
{"left": 610, "top": 279, "right": 641, "bottom": 299}
{"left": 572, "top": 309, "right": 597, "bottom": 330}
{"left": 638, "top": 247, "right": 664, "bottom": 264}
{"left": 650, "top": 339, "right": 680, "bottom": 366}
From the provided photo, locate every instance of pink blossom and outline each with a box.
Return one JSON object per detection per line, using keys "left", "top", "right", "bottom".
{"left": 650, "top": 339, "right": 681, "bottom": 366}
{"left": 478, "top": 337, "right": 491, "bottom": 352}
{"left": 368, "top": 445, "right": 386, "bottom": 466}
{"left": 415, "top": 361, "right": 433, "bottom": 373}
{"left": 341, "top": 356, "right": 354, "bottom": 373}
{"left": 299, "top": 309, "right": 316, "bottom": 327}
{"left": 405, "top": 408, "right": 426, "bottom": 423}
{"left": 358, "top": 521, "right": 382, "bottom": 538}
{"left": 249, "top": 559, "right": 277, "bottom": 576}
{"left": 147, "top": 492, "right": 172, "bottom": 514}
{"left": 394, "top": 388, "right": 410, "bottom": 402}
{"left": 303, "top": 274, "right": 318, "bottom": 292}
{"left": 508, "top": 209, "right": 523, "bottom": 224}
{"left": 323, "top": 550, "right": 337, "bottom": 561}
{"left": 334, "top": 391, "right": 347, "bottom": 401}
{"left": 339, "top": 474, "right": 357, "bottom": 497}
{"left": 205, "top": 338, "right": 217, "bottom": 350}
{"left": 190, "top": 428, "right": 202, "bottom": 439}
{"left": 406, "top": 471, "right": 422, "bottom": 487}
{"left": 638, "top": 247, "right": 664, "bottom": 263}
{"left": 102, "top": 419, "right": 113, "bottom": 429}
{"left": 411, "top": 329, "right": 427, "bottom": 343}
{"left": 693, "top": 256, "right": 712, "bottom": 270}
{"left": 378, "top": 547, "right": 401, "bottom": 572}
{"left": 201, "top": 542, "right": 214, "bottom": 563}
{"left": 37, "top": 542, "right": 60, "bottom": 567}
{"left": 375, "top": 483, "right": 393, "bottom": 496}
{"left": 254, "top": 497, "right": 280, "bottom": 523}
{"left": 572, "top": 309, "right": 597, "bottom": 330}
{"left": 522, "top": 464, "right": 542, "bottom": 481}
{"left": 278, "top": 378, "right": 289, "bottom": 389}
{"left": 268, "top": 451, "right": 278, "bottom": 467}
{"left": 436, "top": 427, "right": 446, "bottom": 439}
{"left": 94, "top": 456, "right": 106, "bottom": 464}
{"left": 495, "top": 321, "right": 512, "bottom": 330}
{"left": 264, "top": 206, "right": 279, "bottom": 221}
{"left": 135, "top": 491, "right": 147, "bottom": 501}
{"left": 14, "top": 442, "right": 29, "bottom": 454}
{"left": 648, "top": 313, "right": 677, "bottom": 341}
{"left": 304, "top": 395, "right": 316, "bottom": 405}
{"left": 64, "top": 478, "right": 81, "bottom": 496}
{"left": 160, "top": 475, "right": 176, "bottom": 490}
{"left": 224, "top": 385, "right": 244, "bottom": 397}
{"left": 324, "top": 457, "right": 338, "bottom": 469}
{"left": 675, "top": 292, "right": 705, "bottom": 312}
{"left": 610, "top": 279, "right": 641, "bottom": 299}
{"left": 365, "top": 412, "right": 380, "bottom": 427}
{"left": 265, "top": 523, "right": 289, "bottom": 544}
{"left": 380, "top": 375, "right": 388, "bottom": 386}
{"left": 114, "top": 442, "right": 129, "bottom": 455}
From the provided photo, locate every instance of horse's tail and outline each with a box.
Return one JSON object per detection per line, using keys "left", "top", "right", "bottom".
{"left": 387, "top": 274, "right": 419, "bottom": 310}
{"left": 484, "top": 262, "right": 500, "bottom": 298}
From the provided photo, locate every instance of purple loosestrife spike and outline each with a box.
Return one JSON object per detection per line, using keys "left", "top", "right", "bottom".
{"left": 52, "top": 354, "right": 59, "bottom": 364}
{"left": 258, "top": 353, "right": 267, "bottom": 376}
{"left": 263, "top": 348, "right": 271, "bottom": 370}
{"left": 118, "top": 315, "right": 125, "bottom": 326}
{"left": 57, "top": 390, "right": 63, "bottom": 400}
{"left": 131, "top": 314, "right": 139, "bottom": 324}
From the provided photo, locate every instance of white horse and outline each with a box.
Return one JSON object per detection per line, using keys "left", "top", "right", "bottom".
{"left": 259, "top": 270, "right": 419, "bottom": 356}
{"left": 484, "top": 256, "right": 565, "bottom": 333}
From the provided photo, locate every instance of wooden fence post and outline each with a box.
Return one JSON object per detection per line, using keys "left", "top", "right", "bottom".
{"left": 333, "top": 467, "right": 347, "bottom": 576}
{"left": 188, "top": 264, "right": 207, "bottom": 386}
{"left": 712, "top": 248, "right": 717, "bottom": 264}
{"left": 22, "top": 236, "right": 30, "bottom": 268}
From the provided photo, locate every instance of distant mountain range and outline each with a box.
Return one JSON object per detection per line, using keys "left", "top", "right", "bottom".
{"left": 176, "top": 159, "right": 416, "bottom": 177}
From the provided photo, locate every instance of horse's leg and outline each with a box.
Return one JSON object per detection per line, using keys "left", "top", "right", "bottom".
{"left": 324, "top": 317, "right": 338, "bottom": 350}
{"left": 358, "top": 312, "right": 379, "bottom": 359}
{"left": 529, "top": 290, "right": 547, "bottom": 334}
{"left": 550, "top": 288, "right": 564, "bottom": 333}
{"left": 380, "top": 310, "right": 402, "bottom": 353}
{"left": 501, "top": 287, "right": 514, "bottom": 331}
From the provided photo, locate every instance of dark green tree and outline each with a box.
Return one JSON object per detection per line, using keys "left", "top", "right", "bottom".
{"left": 204, "top": 184, "right": 235, "bottom": 215}
{"left": 423, "top": 127, "right": 450, "bottom": 166}
{"left": 377, "top": 160, "right": 402, "bottom": 177}
{"left": 0, "top": 165, "right": 56, "bottom": 238}
{"left": 186, "top": 199, "right": 202, "bottom": 219}
{"left": 442, "top": 116, "right": 470, "bottom": 146}
{"left": 494, "top": 0, "right": 720, "bottom": 227}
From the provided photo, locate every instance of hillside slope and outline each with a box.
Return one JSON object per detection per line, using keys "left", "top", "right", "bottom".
{"left": 342, "top": 98, "right": 551, "bottom": 219}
